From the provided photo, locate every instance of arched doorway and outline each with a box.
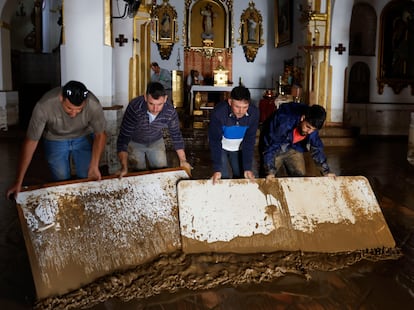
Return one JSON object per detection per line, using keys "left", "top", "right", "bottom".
{"left": 347, "top": 62, "right": 370, "bottom": 103}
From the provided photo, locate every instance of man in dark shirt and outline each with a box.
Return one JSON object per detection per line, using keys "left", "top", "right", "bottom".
{"left": 208, "top": 86, "right": 259, "bottom": 184}
{"left": 116, "top": 82, "right": 192, "bottom": 176}
{"left": 262, "top": 102, "right": 335, "bottom": 178}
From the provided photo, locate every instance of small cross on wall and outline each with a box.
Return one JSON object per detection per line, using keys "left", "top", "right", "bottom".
{"left": 115, "top": 34, "right": 128, "bottom": 47}
{"left": 335, "top": 43, "right": 346, "bottom": 55}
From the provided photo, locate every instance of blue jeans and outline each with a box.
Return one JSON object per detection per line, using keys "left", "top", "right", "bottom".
{"left": 128, "top": 138, "right": 167, "bottom": 170}
{"left": 43, "top": 135, "right": 92, "bottom": 181}
{"left": 220, "top": 149, "right": 242, "bottom": 179}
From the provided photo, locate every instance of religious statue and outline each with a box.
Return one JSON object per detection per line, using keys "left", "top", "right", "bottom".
{"left": 247, "top": 17, "right": 257, "bottom": 42}
{"left": 160, "top": 13, "right": 171, "bottom": 38}
{"left": 201, "top": 4, "right": 216, "bottom": 40}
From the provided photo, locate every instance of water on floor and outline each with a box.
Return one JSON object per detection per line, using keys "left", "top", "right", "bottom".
{"left": 1, "top": 128, "right": 414, "bottom": 309}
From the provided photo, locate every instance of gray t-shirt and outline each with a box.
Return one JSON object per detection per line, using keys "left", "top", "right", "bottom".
{"left": 27, "top": 87, "right": 106, "bottom": 141}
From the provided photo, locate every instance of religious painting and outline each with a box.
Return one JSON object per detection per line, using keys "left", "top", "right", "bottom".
{"left": 238, "top": 2, "right": 264, "bottom": 62}
{"left": 377, "top": 0, "right": 414, "bottom": 94}
{"left": 275, "top": 0, "right": 292, "bottom": 47}
{"left": 160, "top": 12, "right": 172, "bottom": 39}
{"left": 151, "top": 0, "right": 179, "bottom": 59}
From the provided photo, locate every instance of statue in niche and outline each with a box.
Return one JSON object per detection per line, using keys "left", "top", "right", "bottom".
{"left": 160, "top": 13, "right": 171, "bottom": 39}
{"left": 201, "top": 4, "right": 216, "bottom": 40}
{"left": 247, "top": 16, "right": 257, "bottom": 42}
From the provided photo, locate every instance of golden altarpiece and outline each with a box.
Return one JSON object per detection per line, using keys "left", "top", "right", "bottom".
{"left": 183, "top": 0, "right": 234, "bottom": 127}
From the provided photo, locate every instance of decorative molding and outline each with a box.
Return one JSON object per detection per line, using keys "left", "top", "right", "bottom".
{"left": 104, "top": 0, "right": 112, "bottom": 46}
{"left": 275, "top": 0, "right": 292, "bottom": 47}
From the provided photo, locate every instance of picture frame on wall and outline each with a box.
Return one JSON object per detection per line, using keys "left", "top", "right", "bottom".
{"left": 377, "top": 0, "right": 414, "bottom": 95}
{"left": 150, "top": 1, "right": 179, "bottom": 59}
{"left": 275, "top": 0, "right": 292, "bottom": 47}
{"left": 238, "top": 1, "right": 264, "bottom": 62}
{"left": 184, "top": 0, "right": 231, "bottom": 50}
{"left": 152, "top": 3, "right": 177, "bottom": 44}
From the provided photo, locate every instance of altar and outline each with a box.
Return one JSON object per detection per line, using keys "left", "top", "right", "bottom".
{"left": 190, "top": 85, "right": 233, "bottom": 114}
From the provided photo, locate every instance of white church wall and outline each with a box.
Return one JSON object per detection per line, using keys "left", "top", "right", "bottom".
{"left": 344, "top": 0, "right": 414, "bottom": 135}
{"left": 330, "top": 0, "right": 352, "bottom": 123}
{"left": 61, "top": 0, "right": 113, "bottom": 107}
{"left": 112, "top": 1, "right": 148, "bottom": 107}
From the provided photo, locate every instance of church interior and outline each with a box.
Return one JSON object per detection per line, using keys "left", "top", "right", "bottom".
{"left": 1, "top": 0, "right": 414, "bottom": 309}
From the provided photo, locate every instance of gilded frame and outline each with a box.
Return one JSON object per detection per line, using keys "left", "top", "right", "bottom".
{"left": 238, "top": 1, "right": 263, "bottom": 62}
{"left": 377, "top": 0, "right": 414, "bottom": 95}
{"left": 275, "top": 0, "right": 292, "bottom": 48}
{"left": 151, "top": 0, "right": 179, "bottom": 59}
{"left": 184, "top": 0, "right": 233, "bottom": 51}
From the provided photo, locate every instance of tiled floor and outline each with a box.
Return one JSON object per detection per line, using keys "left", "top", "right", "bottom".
{"left": 1, "top": 127, "right": 414, "bottom": 309}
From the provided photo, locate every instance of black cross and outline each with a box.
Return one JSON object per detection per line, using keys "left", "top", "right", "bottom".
{"left": 335, "top": 43, "right": 346, "bottom": 55}
{"left": 115, "top": 34, "right": 128, "bottom": 46}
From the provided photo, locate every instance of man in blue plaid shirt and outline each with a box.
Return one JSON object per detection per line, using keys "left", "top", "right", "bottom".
{"left": 116, "top": 82, "right": 191, "bottom": 176}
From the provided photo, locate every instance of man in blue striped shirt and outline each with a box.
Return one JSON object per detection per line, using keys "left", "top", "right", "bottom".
{"left": 116, "top": 82, "right": 191, "bottom": 176}
{"left": 208, "top": 86, "right": 259, "bottom": 184}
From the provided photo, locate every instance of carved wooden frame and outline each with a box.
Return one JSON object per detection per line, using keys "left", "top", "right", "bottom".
{"left": 275, "top": 0, "right": 292, "bottom": 48}
{"left": 238, "top": 1, "right": 263, "bottom": 62}
{"left": 183, "top": 0, "right": 233, "bottom": 57}
{"left": 151, "top": 0, "right": 179, "bottom": 60}
{"left": 377, "top": 0, "right": 414, "bottom": 95}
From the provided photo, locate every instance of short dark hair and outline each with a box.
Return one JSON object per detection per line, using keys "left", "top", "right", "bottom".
{"left": 146, "top": 81, "right": 166, "bottom": 99}
{"left": 230, "top": 86, "right": 251, "bottom": 102}
{"left": 305, "top": 104, "right": 326, "bottom": 129}
{"left": 151, "top": 62, "right": 159, "bottom": 67}
{"left": 62, "top": 80, "right": 89, "bottom": 106}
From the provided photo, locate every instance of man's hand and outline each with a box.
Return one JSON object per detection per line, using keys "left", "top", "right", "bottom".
{"left": 211, "top": 172, "right": 222, "bottom": 185}
{"left": 265, "top": 173, "right": 276, "bottom": 183}
{"left": 115, "top": 166, "right": 128, "bottom": 178}
{"left": 180, "top": 160, "right": 193, "bottom": 176}
{"left": 117, "top": 152, "right": 129, "bottom": 178}
{"left": 6, "top": 182, "right": 21, "bottom": 201}
{"left": 88, "top": 166, "right": 102, "bottom": 181}
{"left": 244, "top": 170, "right": 255, "bottom": 181}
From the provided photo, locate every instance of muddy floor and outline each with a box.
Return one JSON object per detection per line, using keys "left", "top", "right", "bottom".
{"left": 1, "top": 129, "right": 414, "bottom": 309}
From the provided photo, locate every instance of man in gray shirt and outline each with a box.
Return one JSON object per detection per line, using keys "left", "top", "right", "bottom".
{"left": 6, "top": 80, "right": 107, "bottom": 199}
{"left": 150, "top": 62, "right": 172, "bottom": 100}
{"left": 150, "top": 62, "right": 172, "bottom": 90}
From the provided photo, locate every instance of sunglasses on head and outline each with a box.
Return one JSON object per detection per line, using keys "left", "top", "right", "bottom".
{"left": 66, "top": 89, "right": 89, "bottom": 99}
